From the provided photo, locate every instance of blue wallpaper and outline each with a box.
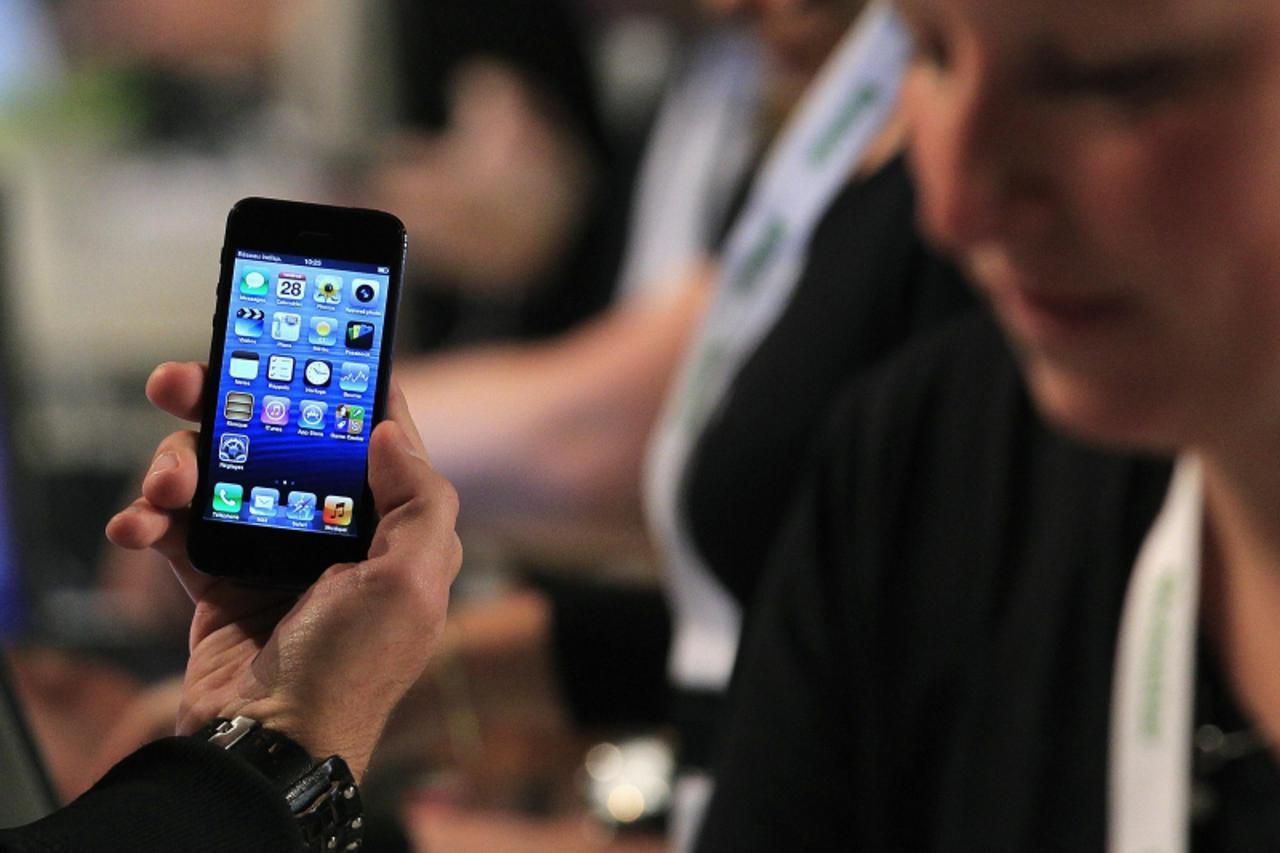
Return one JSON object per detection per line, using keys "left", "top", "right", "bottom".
{"left": 201, "top": 251, "right": 390, "bottom": 539}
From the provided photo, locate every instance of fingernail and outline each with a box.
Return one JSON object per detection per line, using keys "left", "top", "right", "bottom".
{"left": 148, "top": 452, "right": 178, "bottom": 478}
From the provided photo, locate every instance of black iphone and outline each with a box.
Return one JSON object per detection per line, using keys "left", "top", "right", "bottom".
{"left": 188, "top": 197, "right": 406, "bottom": 588}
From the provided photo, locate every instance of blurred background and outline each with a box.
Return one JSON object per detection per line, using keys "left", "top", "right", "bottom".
{"left": 0, "top": 0, "right": 753, "bottom": 849}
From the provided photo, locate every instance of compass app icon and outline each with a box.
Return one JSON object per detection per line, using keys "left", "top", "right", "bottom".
{"left": 286, "top": 491, "right": 317, "bottom": 522}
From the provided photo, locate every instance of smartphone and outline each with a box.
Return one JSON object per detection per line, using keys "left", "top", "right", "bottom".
{"left": 188, "top": 198, "right": 406, "bottom": 588}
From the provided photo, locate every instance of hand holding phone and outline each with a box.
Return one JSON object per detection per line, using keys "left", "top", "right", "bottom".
{"left": 190, "top": 198, "right": 406, "bottom": 587}
{"left": 107, "top": 364, "right": 462, "bottom": 779}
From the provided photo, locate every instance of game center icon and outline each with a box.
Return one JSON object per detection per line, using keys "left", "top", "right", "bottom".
{"left": 335, "top": 404, "right": 365, "bottom": 436}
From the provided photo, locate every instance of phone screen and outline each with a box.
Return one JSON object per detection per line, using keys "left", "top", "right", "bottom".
{"left": 201, "top": 249, "right": 391, "bottom": 539}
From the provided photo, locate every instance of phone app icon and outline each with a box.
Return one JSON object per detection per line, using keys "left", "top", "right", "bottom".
{"left": 304, "top": 359, "right": 331, "bottom": 388}
{"left": 314, "top": 275, "right": 342, "bottom": 305}
{"left": 272, "top": 312, "right": 302, "bottom": 342}
{"left": 268, "top": 354, "right": 294, "bottom": 383}
{"left": 335, "top": 404, "right": 365, "bottom": 436}
{"left": 338, "top": 362, "right": 369, "bottom": 393}
{"left": 276, "top": 272, "right": 306, "bottom": 301}
{"left": 299, "top": 400, "right": 328, "bottom": 429}
{"left": 286, "top": 491, "right": 317, "bottom": 522}
{"left": 346, "top": 321, "right": 375, "bottom": 350}
{"left": 240, "top": 270, "right": 269, "bottom": 296}
{"left": 218, "top": 433, "right": 249, "bottom": 464}
{"left": 212, "top": 483, "right": 243, "bottom": 514}
{"left": 250, "top": 487, "right": 280, "bottom": 517}
{"left": 324, "top": 495, "right": 354, "bottom": 527}
{"left": 308, "top": 316, "right": 338, "bottom": 346}
{"left": 235, "top": 308, "right": 265, "bottom": 338}
{"left": 350, "top": 279, "right": 380, "bottom": 307}
{"left": 228, "top": 350, "right": 260, "bottom": 380}
{"left": 224, "top": 391, "right": 254, "bottom": 422}
{"left": 261, "top": 396, "right": 290, "bottom": 426}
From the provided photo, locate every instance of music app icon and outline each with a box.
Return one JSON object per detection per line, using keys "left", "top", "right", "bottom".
{"left": 323, "top": 495, "right": 354, "bottom": 527}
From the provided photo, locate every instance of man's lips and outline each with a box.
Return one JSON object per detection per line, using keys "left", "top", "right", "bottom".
{"left": 998, "top": 283, "right": 1135, "bottom": 338}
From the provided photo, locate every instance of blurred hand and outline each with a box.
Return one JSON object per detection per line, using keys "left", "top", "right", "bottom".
{"left": 362, "top": 61, "right": 595, "bottom": 294}
{"left": 106, "top": 362, "right": 462, "bottom": 779}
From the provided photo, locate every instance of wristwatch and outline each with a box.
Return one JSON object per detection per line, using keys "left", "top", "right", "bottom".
{"left": 196, "top": 716, "right": 365, "bottom": 852}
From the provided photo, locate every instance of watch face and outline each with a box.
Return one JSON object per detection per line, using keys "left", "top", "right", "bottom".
{"left": 304, "top": 359, "right": 332, "bottom": 388}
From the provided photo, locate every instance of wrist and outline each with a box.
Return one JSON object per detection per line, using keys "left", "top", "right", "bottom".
{"left": 192, "top": 696, "right": 375, "bottom": 782}
{"left": 195, "top": 716, "right": 366, "bottom": 853}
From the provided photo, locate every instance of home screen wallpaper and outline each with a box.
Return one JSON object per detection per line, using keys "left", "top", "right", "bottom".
{"left": 202, "top": 249, "right": 391, "bottom": 538}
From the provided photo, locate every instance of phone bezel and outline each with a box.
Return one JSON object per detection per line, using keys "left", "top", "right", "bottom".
{"left": 188, "top": 197, "right": 406, "bottom": 589}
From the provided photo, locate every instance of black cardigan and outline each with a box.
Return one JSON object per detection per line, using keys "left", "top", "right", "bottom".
{"left": 697, "top": 314, "right": 1176, "bottom": 851}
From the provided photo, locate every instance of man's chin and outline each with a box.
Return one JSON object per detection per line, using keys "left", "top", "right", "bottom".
{"left": 1020, "top": 354, "right": 1183, "bottom": 455}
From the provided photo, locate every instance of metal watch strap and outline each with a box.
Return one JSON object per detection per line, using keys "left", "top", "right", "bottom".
{"left": 197, "top": 717, "right": 365, "bottom": 852}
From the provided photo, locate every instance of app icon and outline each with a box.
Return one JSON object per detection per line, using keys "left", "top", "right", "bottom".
{"left": 268, "top": 354, "right": 294, "bottom": 383}
{"left": 324, "top": 495, "right": 354, "bottom": 527}
{"left": 229, "top": 350, "right": 260, "bottom": 380}
{"left": 272, "top": 311, "right": 302, "bottom": 342}
{"left": 261, "top": 395, "right": 290, "bottom": 426}
{"left": 235, "top": 308, "right": 265, "bottom": 338}
{"left": 250, "top": 487, "right": 280, "bottom": 517}
{"left": 276, "top": 272, "right": 306, "bottom": 301}
{"left": 218, "top": 433, "right": 249, "bottom": 464}
{"left": 335, "top": 404, "right": 365, "bottom": 436}
{"left": 240, "top": 270, "right": 269, "bottom": 296}
{"left": 346, "top": 321, "right": 375, "bottom": 350}
{"left": 286, "top": 491, "right": 317, "bottom": 522}
{"left": 304, "top": 359, "right": 331, "bottom": 388}
{"left": 299, "top": 400, "right": 328, "bottom": 429}
{"left": 314, "top": 275, "right": 342, "bottom": 305}
{"left": 224, "top": 391, "right": 254, "bottom": 422}
{"left": 350, "top": 279, "right": 380, "bottom": 306}
{"left": 308, "top": 316, "right": 338, "bottom": 346}
{"left": 338, "top": 361, "right": 369, "bottom": 393}
{"left": 212, "top": 482, "right": 243, "bottom": 514}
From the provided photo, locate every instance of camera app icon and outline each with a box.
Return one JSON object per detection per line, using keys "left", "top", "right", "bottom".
{"left": 350, "top": 279, "right": 380, "bottom": 306}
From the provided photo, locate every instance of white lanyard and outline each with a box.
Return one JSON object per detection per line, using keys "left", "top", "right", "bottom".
{"left": 643, "top": 2, "right": 913, "bottom": 689}
{"left": 615, "top": 28, "right": 762, "bottom": 302}
{"left": 1109, "top": 456, "right": 1204, "bottom": 853}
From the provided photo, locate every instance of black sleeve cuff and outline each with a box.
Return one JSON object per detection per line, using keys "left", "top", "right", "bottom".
{"left": 0, "top": 737, "right": 303, "bottom": 853}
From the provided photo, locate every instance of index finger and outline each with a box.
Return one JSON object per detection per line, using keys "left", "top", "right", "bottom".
{"left": 383, "top": 377, "right": 429, "bottom": 459}
{"left": 146, "top": 362, "right": 207, "bottom": 423}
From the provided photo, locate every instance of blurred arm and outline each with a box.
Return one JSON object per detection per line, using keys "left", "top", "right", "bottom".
{"left": 398, "top": 267, "right": 714, "bottom": 559}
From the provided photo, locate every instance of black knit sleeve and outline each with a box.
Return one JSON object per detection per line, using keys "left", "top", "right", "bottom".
{"left": 0, "top": 738, "right": 303, "bottom": 853}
